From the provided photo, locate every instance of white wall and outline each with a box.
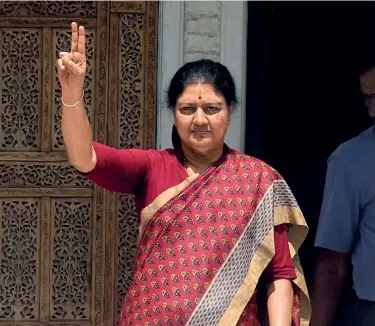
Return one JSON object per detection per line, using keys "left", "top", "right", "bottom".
{"left": 157, "top": 1, "right": 247, "bottom": 151}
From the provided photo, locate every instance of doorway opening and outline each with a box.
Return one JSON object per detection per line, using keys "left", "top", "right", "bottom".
{"left": 245, "top": 2, "right": 373, "bottom": 288}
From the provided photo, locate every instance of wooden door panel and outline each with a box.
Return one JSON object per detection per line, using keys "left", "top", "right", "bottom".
{"left": 0, "top": 198, "right": 41, "bottom": 321}
{"left": 0, "top": 2, "right": 157, "bottom": 325}
{"left": 50, "top": 198, "right": 93, "bottom": 321}
{"left": 106, "top": 3, "right": 157, "bottom": 325}
{"left": 1, "top": 28, "right": 42, "bottom": 151}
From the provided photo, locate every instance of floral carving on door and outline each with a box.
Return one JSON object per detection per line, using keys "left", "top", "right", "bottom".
{"left": 0, "top": 1, "right": 157, "bottom": 325}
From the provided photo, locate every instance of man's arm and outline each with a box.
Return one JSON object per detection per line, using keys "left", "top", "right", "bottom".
{"left": 310, "top": 153, "right": 361, "bottom": 326}
{"left": 310, "top": 250, "right": 350, "bottom": 326}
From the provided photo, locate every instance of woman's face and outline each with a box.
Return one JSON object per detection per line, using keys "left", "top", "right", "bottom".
{"left": 174, "top": 84, "right": 231, "bottom": 153}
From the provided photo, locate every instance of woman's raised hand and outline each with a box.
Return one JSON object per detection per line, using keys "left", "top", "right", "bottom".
{"left": 57, "top": 22, "right": 86, "bottom": 98}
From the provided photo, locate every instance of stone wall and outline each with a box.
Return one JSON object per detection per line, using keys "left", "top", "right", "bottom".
{"left": 183, "top": 1, "right": 221, "bottom": 62}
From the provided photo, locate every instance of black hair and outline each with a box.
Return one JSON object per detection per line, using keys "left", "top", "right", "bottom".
{"left": 167, "top": 59, "right": 237, "bottom": 148}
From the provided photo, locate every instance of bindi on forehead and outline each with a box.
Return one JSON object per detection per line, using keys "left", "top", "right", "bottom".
{"left": 178, "top": 85, "right": 224, "bottom": 104}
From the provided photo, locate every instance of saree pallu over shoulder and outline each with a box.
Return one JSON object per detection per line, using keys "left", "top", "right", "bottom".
{"left": 189, "top": 179, "right": 311, "bottom": 326}
{"left": 120, "top": 151, "right": 311, "bottom": 326}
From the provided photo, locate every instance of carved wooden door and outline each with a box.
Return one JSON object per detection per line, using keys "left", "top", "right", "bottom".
{"left": 0, "top": 2, "right": 157, "bottom": 325}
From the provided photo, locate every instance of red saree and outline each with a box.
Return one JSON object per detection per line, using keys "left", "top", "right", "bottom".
{"left": 119, "top": 149, "right": 311, "bottom": 326}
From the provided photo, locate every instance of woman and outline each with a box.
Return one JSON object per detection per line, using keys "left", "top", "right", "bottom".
{"left": 58, "top": 23, "right": 311, "bottom": 326}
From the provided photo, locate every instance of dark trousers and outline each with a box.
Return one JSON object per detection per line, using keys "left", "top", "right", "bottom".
{"left": 334, "top": 296, "right": 375, "bottom": 326}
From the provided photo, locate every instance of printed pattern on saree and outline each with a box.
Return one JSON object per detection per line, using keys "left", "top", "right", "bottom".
{"left": 188, "top": 180, "right": 308, "bottom": 326}
{"left": 119, "top": 152, "right": 310, "bottom": 326}
{"left": 186, "top": 179, "right": 275, "bottom": 325}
